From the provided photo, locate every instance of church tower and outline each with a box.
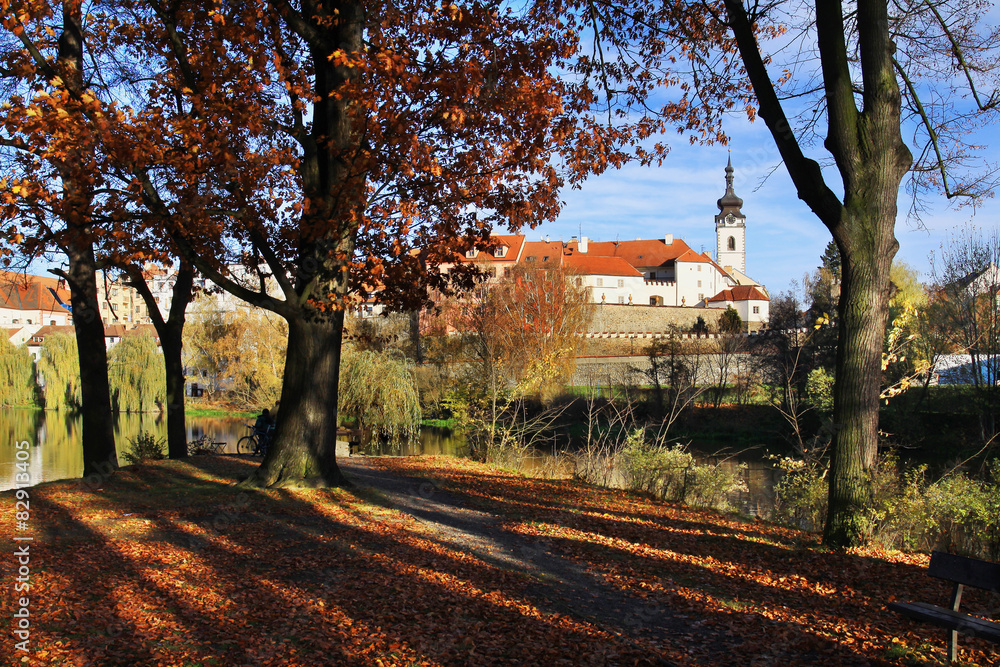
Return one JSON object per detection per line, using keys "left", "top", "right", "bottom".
{"left": 715, "top": 156, "right": 746, "bottom": 273}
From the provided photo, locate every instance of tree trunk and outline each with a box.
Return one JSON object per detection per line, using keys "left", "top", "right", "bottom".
{"left": 161, "top": 322, "right": 187, "bottom": 459}
{"left": 64, "top": 247, "right": 118, "bottom": 476}
{"left": 241, "top": 314, "right": 347, "bottom": 487}
{"left": 822, "top": 220, "right": 897, "bottom": 545}
{"left": 57, "top": 1, "right": 117, "bottom": 478}
{"left": 127, "top": 261, "right": 195, "bottom": 460}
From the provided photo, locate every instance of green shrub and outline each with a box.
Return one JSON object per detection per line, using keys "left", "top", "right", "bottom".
{"left": 771, "top": 456, "right": 828, "bottom": 531}
{"left": 618, "top": 430, "right": 748, "bottom": 512}
{"left": 122, "top": 432, "right": 166, "bottom": 465}
{"left": 771, "top": 453, "right": 1000, "bottom": 559}
{"left": 804, "top": 367, "right": 835, "bottom": 414}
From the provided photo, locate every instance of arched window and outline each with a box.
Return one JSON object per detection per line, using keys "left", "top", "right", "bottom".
{"left": 727, "top": 236, "right": 736, "bottom": 251}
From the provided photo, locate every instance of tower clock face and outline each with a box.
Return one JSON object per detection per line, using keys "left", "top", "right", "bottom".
{"left": 725, "top": 213, "right": 736, "bottom": 225}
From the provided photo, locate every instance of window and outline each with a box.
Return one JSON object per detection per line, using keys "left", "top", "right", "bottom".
{"left": 596, "top": 278, "right": 603, "bottom": 287}
{"left": 575, "top": 278, "right": 582, "bottom": 287}
{"left": 617, "top": 279, "right": 624, "bottom": 288}
{"left": 649, "top": 272, "right": 656, "bottom": 280}
{"left": 753, "top": 306, "right": 760, "bottom": 314}
{"left": 698, "top": 265, "right": 702, "bottom": 271}
{"left": 50, "top": 320, "right": 55, "bottom": 325}
{"left": 697, "top": 280, "right": 702, "bottom": 288}
{"left": 618, "top": 296, "right": 625, "bottom": 304}
{"left": 112, "top": 289, "right": 118, "bottom": 296}
{"left": 495, "top": 246, "right": 507, "bottom": 258}
{"left": 728, "top": 236, "right": 736, "bottom": 251}
{"left": 698, "top": 293, "right": 704, "bottom": 301}
{"left": 465, "top": 249, "right": 478, "bottom": 259}
{"left": 26, "top": 319, "right": 32, "bottom": 324}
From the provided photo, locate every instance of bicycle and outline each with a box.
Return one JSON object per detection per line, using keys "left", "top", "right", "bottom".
{"left": 237, "top": 423, "right": 273, "bottom": 457}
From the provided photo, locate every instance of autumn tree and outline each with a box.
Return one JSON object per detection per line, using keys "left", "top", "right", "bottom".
{"left": 1, "top": 1, "right": 120, "bottom": 474}
{"left": 125, "top": 261, "right": 196, "bottom": 458}
{"left": 578, "top": 0, "right": 1000, "bottom": 545}
{"left": 80, "top": 0, "right": 631, "bottom": 488}
{"left": 461, "top": 261, "right": 591, "bottom": 400}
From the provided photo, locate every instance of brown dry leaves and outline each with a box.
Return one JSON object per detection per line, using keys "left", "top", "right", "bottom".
{"left": 1, "top": 455, "right": 997, "bottom": 666}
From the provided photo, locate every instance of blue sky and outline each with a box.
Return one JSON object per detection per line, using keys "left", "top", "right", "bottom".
{"left": 527, "top": 114, "right": 993, "bottom": 300}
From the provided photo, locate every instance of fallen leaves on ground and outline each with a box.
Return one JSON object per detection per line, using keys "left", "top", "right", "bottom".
{"left": 0, "top": 455, "right": 996, "bottom": 666}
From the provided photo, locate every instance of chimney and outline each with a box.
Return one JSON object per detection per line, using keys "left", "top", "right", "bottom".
{"left": 545, "top": 235, "right": 550, "bottom": 243}
{"left": 579, "top": 236, "right": 589, "bottom": 253}
{"left": 664, "top": 234, "right": 673, "bottom": 244}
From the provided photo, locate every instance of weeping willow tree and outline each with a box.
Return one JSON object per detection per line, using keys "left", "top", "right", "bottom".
{"left": 108, "top": 334, "right": 165, "bottom": 413}
{"left": 0, "top": 338, "right": 37, "bottom": 406}
{"left": 38, "top": 333, "right": 80, "bottom": 411}
{"left": 339, "top": 348, "right": 421, "bottom": 449}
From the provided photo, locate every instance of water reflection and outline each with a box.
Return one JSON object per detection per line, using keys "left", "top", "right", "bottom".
{"left": 0, "top": 409, "right": 780, "bottom": 517}
{"left": 0, "top": 408, "right": 253, "bottom": 491}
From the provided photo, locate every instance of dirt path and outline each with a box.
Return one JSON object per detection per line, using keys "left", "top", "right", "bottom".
{"left": 339, "top": 456, "right": 734, "bottom": 663}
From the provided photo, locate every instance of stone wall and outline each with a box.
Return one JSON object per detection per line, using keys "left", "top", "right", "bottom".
{"left": 583, "top": 303, "right": 765, "bottom": 334}
{"left": 584, "top": 303, "right": 717, "bottom": 334}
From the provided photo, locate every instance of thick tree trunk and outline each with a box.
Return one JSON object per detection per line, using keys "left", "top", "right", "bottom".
{"left": 822, "top": 219, "right": 897, "bottom": 545}
{"left": 64, "top": 247, "right": 118, "bottom": 476}
{"left": 241, "top": 314, "right": 347, "bottom": 487}
{"left": 57, "top": 2, "right": 117, "bottom": 478}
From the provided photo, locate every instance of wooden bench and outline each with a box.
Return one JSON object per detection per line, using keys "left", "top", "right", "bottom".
{"left": 888, "top": 551, "right": 1000, "bottom": 662}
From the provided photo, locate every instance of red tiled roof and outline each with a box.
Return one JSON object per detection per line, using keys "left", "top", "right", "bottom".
{"left": 564, "top": 238, "right": 695, "bottom": 267}
{"left": 564, "top": 255, "right": 642, "bottom": 277}
{"left": 521, "top": 241, "right": 565, "bottom": 264}
{"left": 28, "top": 325, "right": 76, "bottom": 342}
{"left": 105, "top": 324, "right": 128, "bottom": 337}
{"left": 122, "top": 324, "right": 160, "bottom": 341}
{"left": 451, "top": 235, "right": 525, "bottom": 263}
{"left": 707, "top": 285, "right": 770, "bottom": 303}
{"left": 0, "top": 271, "right": 72, "bottom": 314}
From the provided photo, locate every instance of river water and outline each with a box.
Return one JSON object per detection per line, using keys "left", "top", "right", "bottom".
{"left": 0, "top": 408, "right": 780, "bottom": 516}
{"left": 0, "top": 408, "right": 474, "bottom": 492}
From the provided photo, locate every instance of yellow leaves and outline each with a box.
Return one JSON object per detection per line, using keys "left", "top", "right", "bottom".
{"left": 328, "top": 49, "right": 357, "bottom": 68}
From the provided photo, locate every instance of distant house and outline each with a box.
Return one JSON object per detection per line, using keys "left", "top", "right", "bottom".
{"left": 0, "top": 270, "right": 73, "bottom": 327}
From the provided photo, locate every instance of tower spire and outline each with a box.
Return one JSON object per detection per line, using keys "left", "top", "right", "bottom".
{"left": 717, "top": 156, "right": 743, "bottom": 210}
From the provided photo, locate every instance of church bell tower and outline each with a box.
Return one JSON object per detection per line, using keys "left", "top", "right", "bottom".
{"left": 715, "top": 157, "right": 746, "bottom": 273}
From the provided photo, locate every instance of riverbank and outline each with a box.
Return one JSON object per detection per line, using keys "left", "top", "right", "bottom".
{"left": 2, "top": 454, "right": 997, "bottom": 665}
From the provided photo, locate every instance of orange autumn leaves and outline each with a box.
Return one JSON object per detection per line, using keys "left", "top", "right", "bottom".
{"left": 3, "top": 455, "right": 997, "bottom": 666}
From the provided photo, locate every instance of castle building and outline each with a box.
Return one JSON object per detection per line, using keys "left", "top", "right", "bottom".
{"left": 437, "top": 160, "right": 770, "bottom": 325}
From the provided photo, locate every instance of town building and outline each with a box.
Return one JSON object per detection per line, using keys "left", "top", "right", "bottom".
{"left": 0, "top": 270, "right": 73, "bottom": 328}
{"left": 438, "top": 160, "right": 770, "bottom": 325}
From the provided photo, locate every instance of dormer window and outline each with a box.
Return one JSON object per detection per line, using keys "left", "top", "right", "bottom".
{"left": 465, "top": 248, "right": 479, "bottom": 259}
{"left": 495, "top": 246, "right": 507, "bottom": 258}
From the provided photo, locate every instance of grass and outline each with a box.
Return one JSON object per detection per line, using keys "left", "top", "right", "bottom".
{"left": 184, "top": 407, "right": 256, "bottom": 418}
{"left": 3, "top": 455, "right": 998, "bottom": 666}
